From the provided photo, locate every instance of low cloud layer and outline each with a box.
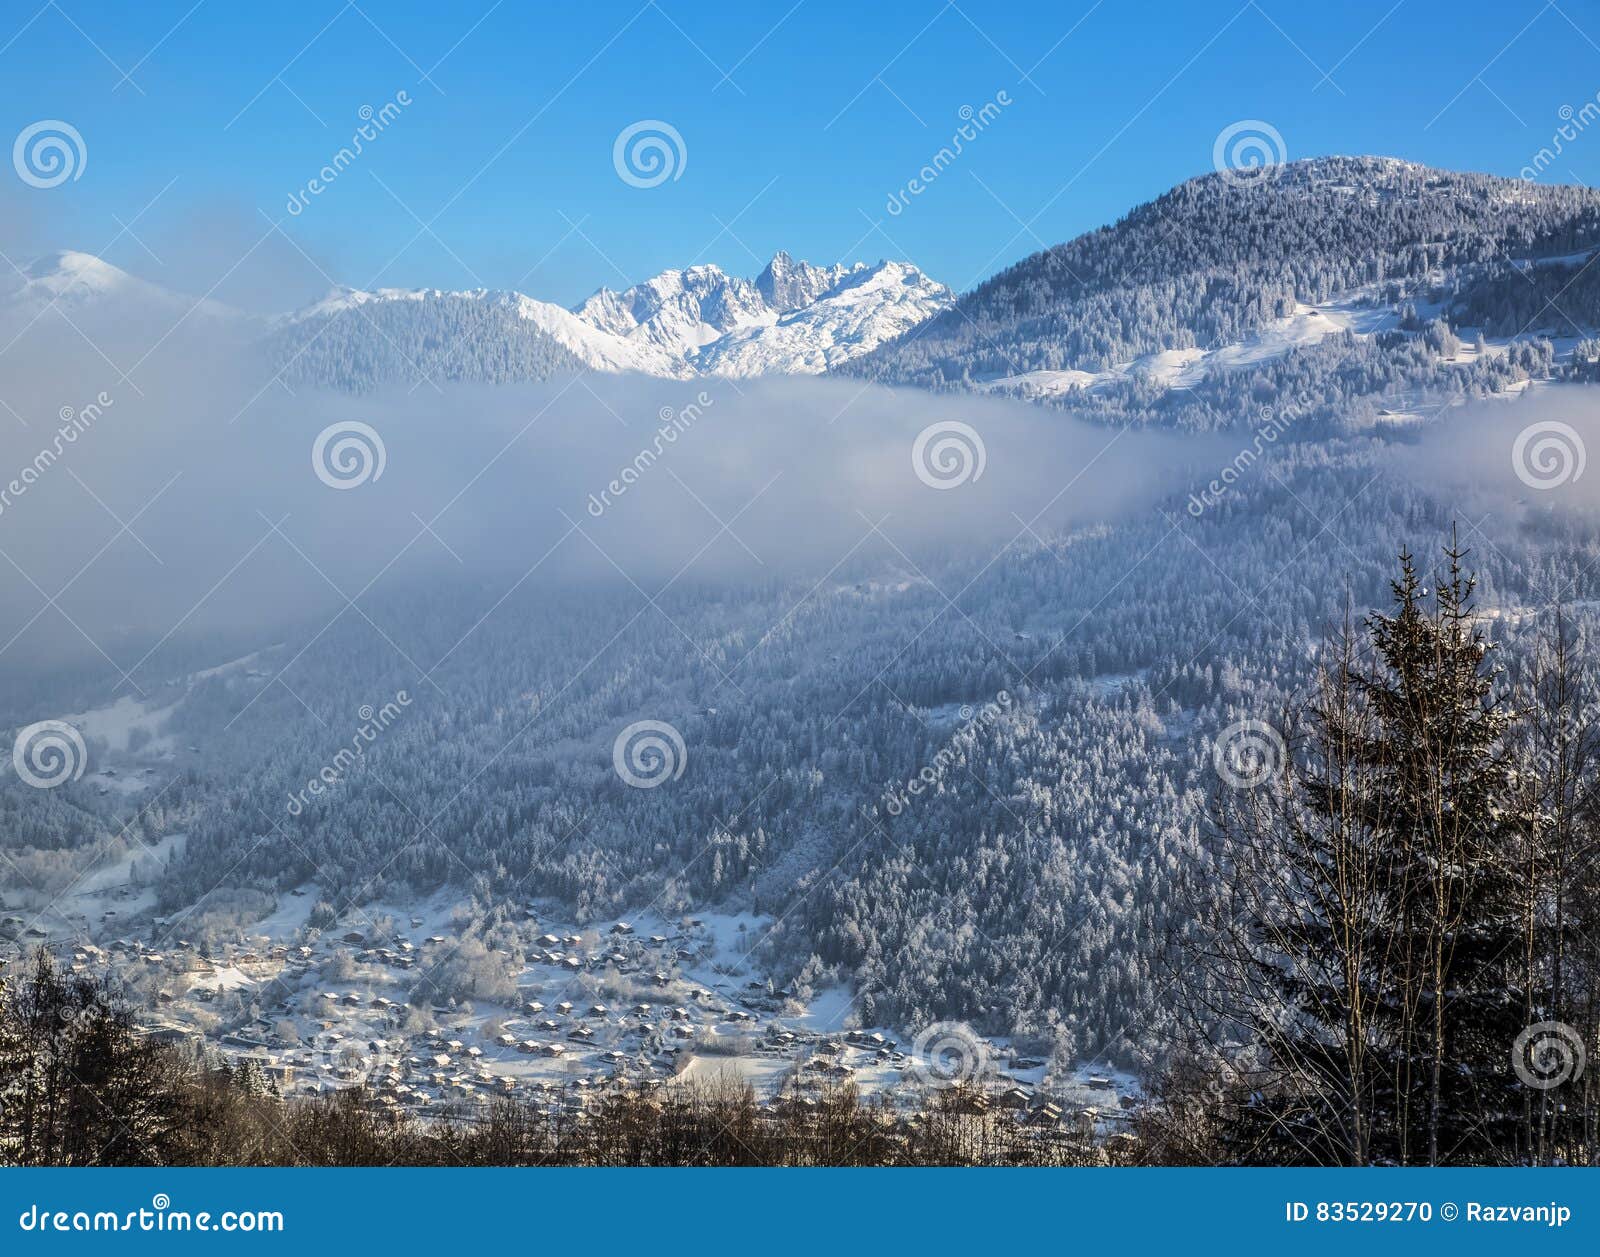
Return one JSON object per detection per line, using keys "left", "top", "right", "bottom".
{"left": 7, "top": 279, "right": 1600, "bottom": 695}
{"left": 0, "top": 297, "right": 1215, "bottom": 683}
{"left": 1392, "top": 388, "right": 1600, "bottom": 519}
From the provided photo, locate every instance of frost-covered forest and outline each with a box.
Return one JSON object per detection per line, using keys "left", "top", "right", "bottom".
{"left": 6, "top": 155, "right": 1600, "bottom": 1089}
{"left": 846, "top": 158, "right": 1600, "bottom": 421}
{"left": 268, "top": 295, "right": 589, "bottom": 392}
{"left": 10, "top": 431, "right": 1598, "bottom": 1070}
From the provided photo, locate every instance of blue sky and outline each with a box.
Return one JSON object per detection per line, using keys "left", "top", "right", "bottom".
{"left": 7, "top": 0, "right": 1600, "bottom": 308}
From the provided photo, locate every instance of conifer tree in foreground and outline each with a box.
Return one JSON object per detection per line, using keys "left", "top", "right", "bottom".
{"left": 1188, "top": 543, "right": 1553, "bottom": 1165}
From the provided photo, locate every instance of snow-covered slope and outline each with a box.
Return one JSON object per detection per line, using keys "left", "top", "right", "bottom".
{"left": 3, "top": 250, "right": 238, "bottom": 321}
{"left": 974, "top": 297, "right": 1404, "bottom": 401}
{"left": 571, "top": 263, "right": 773, "bottom": 365}
{"left": 14, "top": 250, "right": 145, "bottom": 302}
{"left": 694, "top": 261, "right": 953, "bottom": 377}
{"left": 509, "top": 292, "right": 683, "bottom": 375}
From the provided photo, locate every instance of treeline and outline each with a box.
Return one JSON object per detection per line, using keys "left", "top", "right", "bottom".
{"left": 0, "top": 951, "right": 1097, "bottom": 1167}
{"left": 1140, "top": 543, "right": 1600, "bottom": 1166}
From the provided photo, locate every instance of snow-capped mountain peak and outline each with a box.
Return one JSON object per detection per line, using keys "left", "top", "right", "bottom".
{"left": 6, "top": 250, "right": 242, "bottom": 322}
{"left": 24, "top": 249, "right": 137, "bottom": 297}
{"left": 693, "top": 258, "right": 953, "bottom": 377}
{"left": 571, "top": 263, "right": 771, "bottom": 358}
{"left": 12, "top": 250, "right": 184, "bottom": 309}
{"left": 561, "top": 252, "right": 952, "bottom": 378}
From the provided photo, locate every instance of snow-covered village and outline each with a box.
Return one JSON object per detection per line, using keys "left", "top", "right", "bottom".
{"left": 5, "top": 890, "right": 1138, "bottom": 1149}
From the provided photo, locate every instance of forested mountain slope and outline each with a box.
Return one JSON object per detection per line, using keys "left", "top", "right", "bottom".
{"left": 18, "top": 434, "right": 1596, "bottom": 1065}
{"left": 843, "top": 157, "right": 1600, "bottom": 429}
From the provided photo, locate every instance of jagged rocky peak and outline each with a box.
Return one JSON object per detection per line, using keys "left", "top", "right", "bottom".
{"left": 756, "top": 251, "right": 856, "bottom": 312}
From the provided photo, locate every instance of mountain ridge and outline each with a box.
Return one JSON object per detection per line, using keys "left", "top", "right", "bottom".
{"left": 5, "top": 248, "right": 954, "bottom": 387}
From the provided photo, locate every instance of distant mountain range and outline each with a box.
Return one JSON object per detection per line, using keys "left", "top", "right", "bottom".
{"left": 3, "top": 247, "right": 953, "bottom": 388}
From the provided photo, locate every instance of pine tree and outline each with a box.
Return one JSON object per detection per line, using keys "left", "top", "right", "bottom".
{"left": 1355, "top": 544, "right": 1522, "bottom": 1164}
{"left": 1200, "top": 544, "right": 1531, "bottom": 1165}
